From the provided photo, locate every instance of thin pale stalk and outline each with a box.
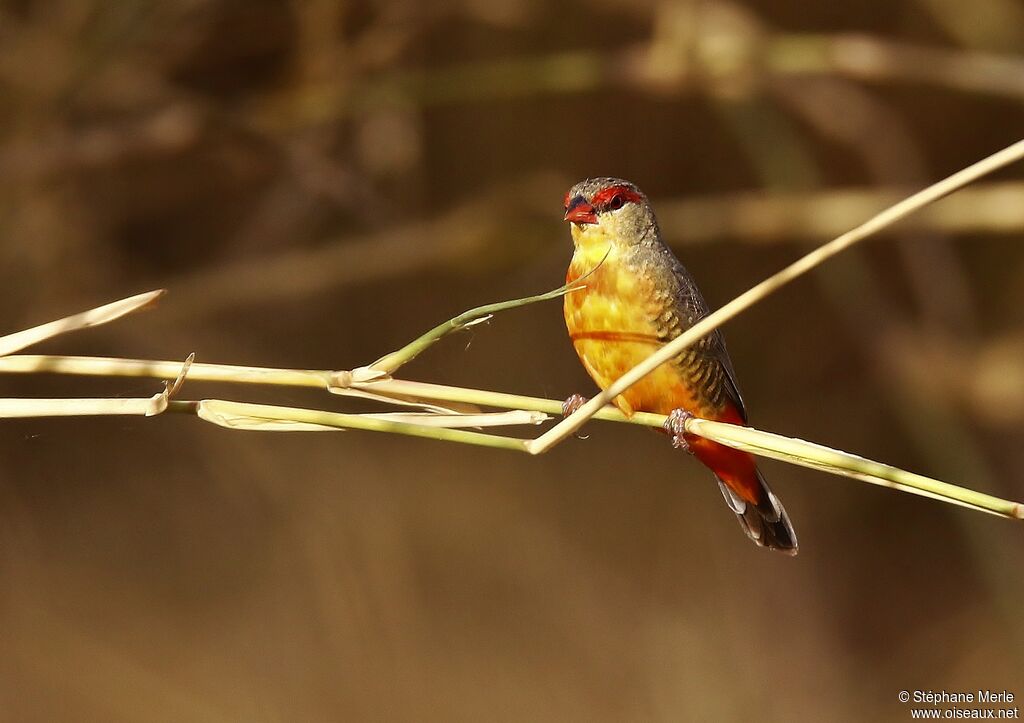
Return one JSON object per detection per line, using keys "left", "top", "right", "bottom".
{"left": 355, "top": 377, "right": 663, "bottom": 427}
{"left": 360, "top": 410, "right": 548, "bottom": 427}
{"left": 688, "top": 418, "right": 1023, "bottom": 519}
{"left": 0, "top": 290, "right": 165, "bottom": 357}
{"left": 0, "top": 398, "right": 160, "bottom": 417}
{"left": 0, "top": 355, "right": 332, "bottom": 388}
{"left": 367, "top": 281, "right": 582, "bottom": 374}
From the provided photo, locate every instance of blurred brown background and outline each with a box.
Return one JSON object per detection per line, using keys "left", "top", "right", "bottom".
{"left": 1, "top": 1, "right": 1023, "bottom": 721}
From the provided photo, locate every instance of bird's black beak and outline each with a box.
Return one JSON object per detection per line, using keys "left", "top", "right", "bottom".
{"left": 564, "top": 196, "right": 597, "bottom": 225}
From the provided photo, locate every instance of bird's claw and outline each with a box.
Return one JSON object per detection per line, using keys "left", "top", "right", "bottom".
{"left": 664, "top": 408, "right": 694, "bottom": 453}
{"left": 561, "top": 393, "right": 588, "bottom": 417}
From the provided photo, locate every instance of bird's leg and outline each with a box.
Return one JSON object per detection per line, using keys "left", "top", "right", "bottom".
{"left": 664, "top": 408, "right": 695, "bottom": 453}
{"left": 561, "top": 393, "right": 588, "bottom": 417}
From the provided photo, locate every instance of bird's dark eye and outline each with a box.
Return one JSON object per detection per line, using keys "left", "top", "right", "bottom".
{"left": 608, "top": 194, "right": 625, "bottom": 211}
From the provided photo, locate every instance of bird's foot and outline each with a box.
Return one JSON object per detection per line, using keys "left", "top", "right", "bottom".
{"left": 561, "top": 393, "right": 588, "bottom": 417}
{"left": 664, "top": 408, "right": 695, "bottom": 453}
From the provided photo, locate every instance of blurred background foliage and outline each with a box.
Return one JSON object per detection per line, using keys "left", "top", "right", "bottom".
{"left": 1, "top": 1, "right": 1022, "bottom": 721}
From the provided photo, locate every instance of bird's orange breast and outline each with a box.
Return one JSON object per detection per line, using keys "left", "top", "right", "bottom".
{"left": 564, "top": 249, "right": 706, "bottom": 417}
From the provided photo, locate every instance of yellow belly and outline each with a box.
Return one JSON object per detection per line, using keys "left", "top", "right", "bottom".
{"left": 564, "top": 246, "right": 702, "bottom": 417}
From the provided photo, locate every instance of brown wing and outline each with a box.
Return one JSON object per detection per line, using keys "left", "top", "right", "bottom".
{"left": 637, "top": 243, "right": 748, "bottom": 422}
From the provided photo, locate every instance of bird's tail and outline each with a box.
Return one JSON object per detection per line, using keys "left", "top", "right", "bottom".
{"left": 715, "top": 468, "right": 798, "bottom": 555}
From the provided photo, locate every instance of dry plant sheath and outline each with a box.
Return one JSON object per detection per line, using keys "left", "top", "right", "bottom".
{"left": 1, "top": 140, "right": 1023, "bottom": 525}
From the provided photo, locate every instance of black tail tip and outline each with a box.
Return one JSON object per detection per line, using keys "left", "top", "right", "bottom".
{"left": 758, "top": 509, "right": 799, "bottom": 555}
{"left": 717, "top": 477, "right": 799, "bottom": 556}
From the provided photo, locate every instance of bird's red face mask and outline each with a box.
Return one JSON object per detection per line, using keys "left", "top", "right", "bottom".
{"left": 564, "top": 195, "right": 597, "bottom": 225}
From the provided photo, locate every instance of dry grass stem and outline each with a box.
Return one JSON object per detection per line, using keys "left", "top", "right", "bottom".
{"left": 366, "top": 281, "right": 582, "bottom": 375}
{"left": 0, "top": 290, "right": 165, "bottom": 357}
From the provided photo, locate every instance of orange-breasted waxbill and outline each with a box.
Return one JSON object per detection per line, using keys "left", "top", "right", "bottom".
{"left": 562, "top": 177, "right": 797, "bottom": 554}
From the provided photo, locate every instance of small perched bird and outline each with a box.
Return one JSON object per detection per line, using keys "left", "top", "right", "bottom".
{"left": 562, "top": 177, "right": 797, "bottom": 554}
